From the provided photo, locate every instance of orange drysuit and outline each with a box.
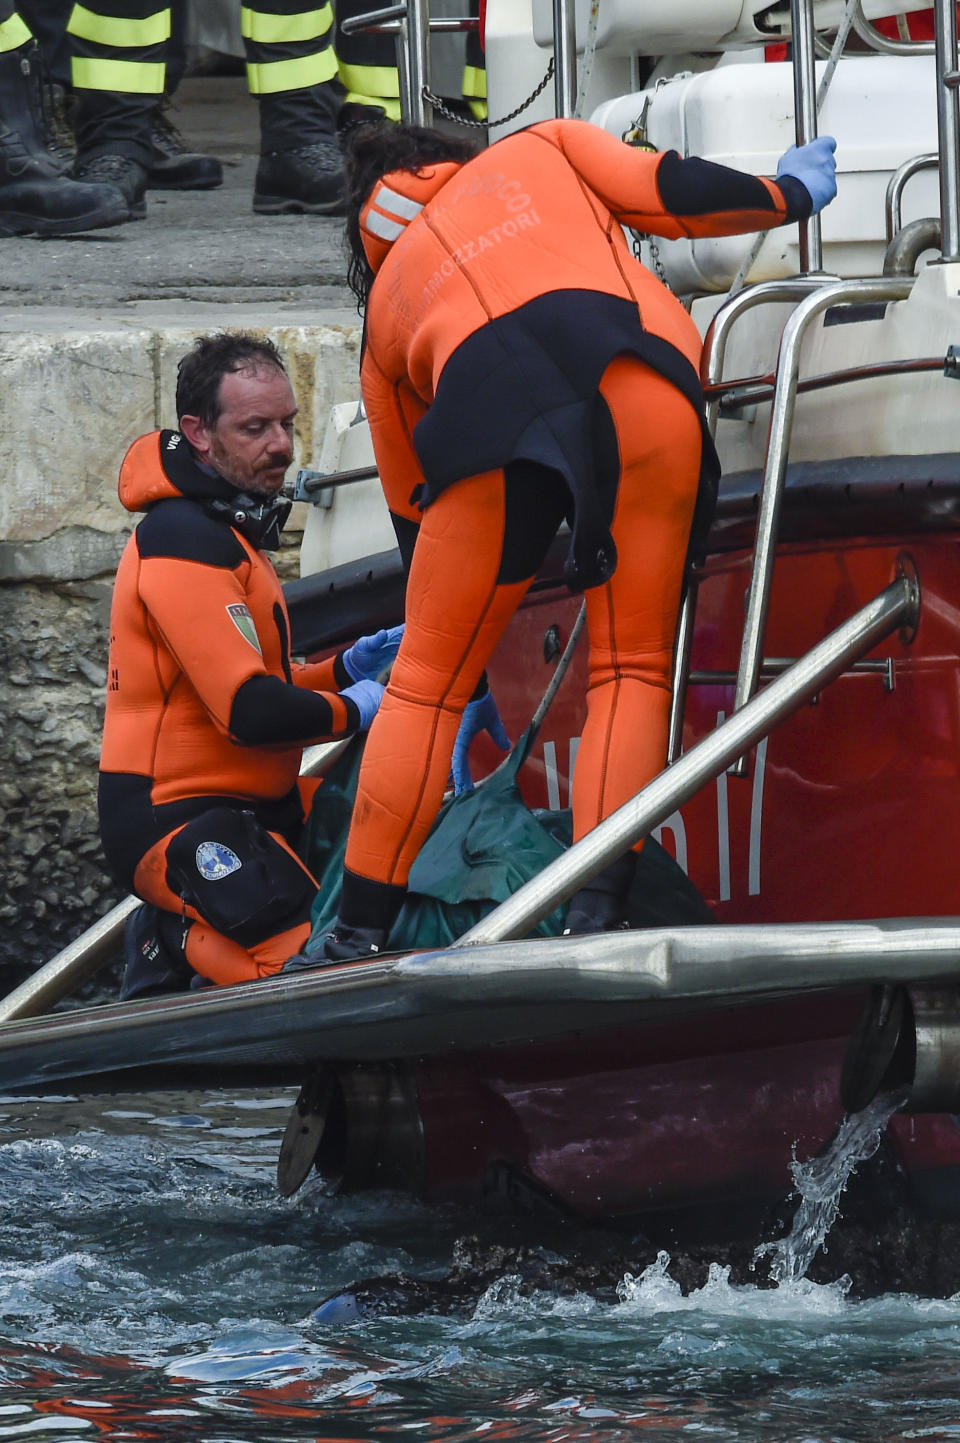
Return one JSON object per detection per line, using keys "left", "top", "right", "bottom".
{"left": 336, "top": 119, "right": 812, "bottom": 932}
{"left": 99, "top": 429, "right": 367, "bottom": 983}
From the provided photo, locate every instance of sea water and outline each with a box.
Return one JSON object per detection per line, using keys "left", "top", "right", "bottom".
{"left": 2, "top": 1088, "right": 960, "bottom": 1442}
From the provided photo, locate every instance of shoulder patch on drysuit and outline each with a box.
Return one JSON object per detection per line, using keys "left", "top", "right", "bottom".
{"left": 226, "top": 602, "right": 263, "bottom": 655}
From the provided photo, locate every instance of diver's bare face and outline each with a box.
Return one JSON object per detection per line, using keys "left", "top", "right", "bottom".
{"left": 182, "top": 365, "right": 298, "bottom": 496}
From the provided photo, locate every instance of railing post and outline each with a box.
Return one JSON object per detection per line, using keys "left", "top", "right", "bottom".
{"left": 406, "top": 0, "right": 431, "bottom": 126}
{"left": 552, "top": 0, "right": 577, "bottom": 117}
{"left": 790, "top": 0, "right": 823, "bottom": 273}
{"left": 934, "top": 0, "right": 960, "bottom": 260}
{"left": 728, "top": 275, "right": 914, "bottom": 774}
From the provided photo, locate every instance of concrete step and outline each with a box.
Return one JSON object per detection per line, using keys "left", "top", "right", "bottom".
{"left": 1, "top": 75, "right": 362, "bottom": 582}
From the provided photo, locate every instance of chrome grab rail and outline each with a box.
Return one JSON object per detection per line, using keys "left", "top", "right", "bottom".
{"left": 728, "top": 275, "right": 914, "bottom": 775}
{"left": 453, "top": 572, "right": 919, "bottom": 946}
{"left": 552, "top": 0, "right": 577, "bottom": 118}
{"left": 886, "top": 153, "right": 939, "bottom": 242}
{"left": 342, "top": 0, "right": 576, "bottom": 125}
{"left": 339, "top": 0, "right": 436, "bottom": 125}
{"left": 666, "top": 278, "right": 834, "bottom": 763}
{"left": 791, "top": 0, "right": 824, "bottom": 273}
{"left": 934, "top": 0, "right": 960, "bottom": 260}
{"left": 851, "top": 7, "right": 934, "bottom": 56}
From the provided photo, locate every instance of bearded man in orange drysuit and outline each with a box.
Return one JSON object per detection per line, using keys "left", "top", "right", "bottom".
{"left": 287, "top": 118, "right": 837, "bottom": 967}
{"left": 99, "top": 333, "right": 402, "bottom": 992}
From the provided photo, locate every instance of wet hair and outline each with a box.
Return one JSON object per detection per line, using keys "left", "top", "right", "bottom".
{"left": 175, "top": 333, "right": 287, "bottom": 426}
{"left": 343, "top": 122, "right": 480, "bottom": 311}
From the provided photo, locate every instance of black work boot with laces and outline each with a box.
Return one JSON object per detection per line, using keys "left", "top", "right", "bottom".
{"left": 72, "top": 152, "right": 147, "bottom": 220}
{"left": 253, "top": 138, "right": 346, "bottom": 215}
{"left": 147, "top": 104, "right": 223, "bottom": 190}
{"left": 0, "top": 42, "right": 127, "bottom": 236}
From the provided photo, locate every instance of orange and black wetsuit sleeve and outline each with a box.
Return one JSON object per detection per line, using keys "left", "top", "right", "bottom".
{"left": 136, "top": 499, "right": 364, "bottom": 744}
{"left": 540, "top": 117, "right": 807, "bottom": 240}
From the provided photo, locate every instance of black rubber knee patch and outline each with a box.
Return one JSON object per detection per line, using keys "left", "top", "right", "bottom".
{"left": 165, "top": 807, "right": 315, "bottom": 948}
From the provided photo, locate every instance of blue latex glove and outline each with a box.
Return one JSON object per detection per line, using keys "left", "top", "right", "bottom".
{"left": 450, "top": 689, "right": 510, "bottom": 795}
{"left": 341, "top": 624, "right": 405, "bottom": 683}
{"left": 776, "top": 135, "right": 837, "bottom": 215}
{"left": 341, "top": 677, "right": 384, "bottom": 731}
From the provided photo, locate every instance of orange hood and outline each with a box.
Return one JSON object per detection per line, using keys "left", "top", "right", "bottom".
{"left": 118, "top": 429, "right": 239, "bottom": 513}
{"left": 359, "top": 161, "right": 462, "bottom": 273}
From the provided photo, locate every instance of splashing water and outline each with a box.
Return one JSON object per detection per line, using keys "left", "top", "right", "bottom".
{"left": 755, "top": 1089, "right": 908, "bottom": 1287}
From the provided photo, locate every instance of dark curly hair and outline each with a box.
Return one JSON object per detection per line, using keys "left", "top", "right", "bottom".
{"left": 176, "top": 333, "right": 286, "bottom": 425}
{"left": 343, "top": 122, "right": 480, "bottom": 311}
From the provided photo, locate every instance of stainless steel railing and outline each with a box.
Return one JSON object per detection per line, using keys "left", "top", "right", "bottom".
{"left": 886, "top": 153, "right": 939, "bottom": 242}
{"left": 727, "top": 275, "right": 914, "bottom": 774}
{"left": 453, "top": 571, "right": 919, "bottom": 946}
{"left": 666, "top": 277, "right": 835, "bottom": 763}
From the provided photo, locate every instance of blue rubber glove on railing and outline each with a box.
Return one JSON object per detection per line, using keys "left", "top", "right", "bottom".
{"left": 776, "top": 135, "right": 838, "bottom": 215}
{"left": 341, "top": 624, "right": 405, "bottom": 683}
{"left": 341, "top": 677, "right": 384, "bottom": 731}
{"left": 450, "top": 689, "right": 510, "bottom": 795}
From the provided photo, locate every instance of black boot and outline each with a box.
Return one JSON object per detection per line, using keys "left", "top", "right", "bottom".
{"left": 39, "top": 81, "right": 74, "bottom": 174}
{"left": 563, "top": 852, "right": 637, "bottom": 936}
{"left": 72, "top": 152, "right": 147, "bottom": 220}
{"left": 147, "top": 104, "right": 223, "bottom": 191}
{"left": 0, "top": 42, "right": 127, "bottom": 236}
{"left": 283, "top": 922, "right": 388, "bottom": 973}
{"left": 253, "top": 139, "right": 346, "bottom": 215}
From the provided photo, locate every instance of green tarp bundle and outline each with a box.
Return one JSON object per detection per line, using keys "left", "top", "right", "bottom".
{"left": 299, "top": 728, "right": 713, "bottom": 957}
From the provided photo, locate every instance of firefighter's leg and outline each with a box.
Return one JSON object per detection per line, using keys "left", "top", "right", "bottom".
{"left": 133, "top": 807, "right": 320, "bottom": 986}
{"left": 146, "top": 0, "right": 223, "bottom": 191}
{"left": 243, "top": 0, "right": 344, "bottom": 214}
{"left": 67, "top": 0, "right": 170, "bottom": 215}
{"left": 0, "top": 4, "right": 128, "bottom": 234}
{"left": 334, "top": 0, "right": 400, "bottom": 132}
{"left": 565, "top": 357, "right": 702, "bottom": 932}
{"left": 461, "top": 0, "right": 486, "bottom": 122}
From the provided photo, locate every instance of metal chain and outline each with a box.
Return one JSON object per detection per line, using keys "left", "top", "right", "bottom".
{"left": 624, "top": 98, "right": 676, "bottom": 294}
{"left": 423, "top": 58, "right": 555, "bottom": 130}
{"left": 633, "top": 228, "right": 672, "bottom": 289}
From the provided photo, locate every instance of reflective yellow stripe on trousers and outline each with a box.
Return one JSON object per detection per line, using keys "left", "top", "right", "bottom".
{"left": 246, "top": 47, "right": 338, "bottom": 96}
{"left": 240, "top": 4, "right": 333, "bottom": 45}
{"left": 67, "top": 3, "right": 171, "bottom": 47}
{"left": 71, "top": 55, "right": 165, "bottom": 92}
{"left": 0, "top": 11, "right": 33, "bottom": 52}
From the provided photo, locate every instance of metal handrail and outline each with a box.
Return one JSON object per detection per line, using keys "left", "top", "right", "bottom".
{"left": 340, "top": 0, "right": 433, "bottom": 125}
{"left": 852, "top": 6, "right": 934, "bottom": 56}
{"left": 886, "top": 153, "right": 939, "bottom": 242}
{"left": 341, "top": 15, "right": 476, "bottom": 34}
{"left": 791, "top": 0, "right": 824, "bottom": 273}
{"left": 933, "top": 0, "right": 960, "bottom": 259}
{"left": 452, "top": 572, "right": 919, "bottom": 945}
{"left": 553, "top": 0, "right": 577, "bottom": 119}
{"left": 343, "top": 0, "right": 577, "bottom": 126}
{"left": 728, "top": 275, "right": 914, "bottom": 774}
{"left": 666, "top": 278, "right": 834, "bottom": 763}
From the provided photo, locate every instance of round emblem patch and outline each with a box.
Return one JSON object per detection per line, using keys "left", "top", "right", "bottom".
{"left": 195, "top": 841, "right": 242, "bottom": 881}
